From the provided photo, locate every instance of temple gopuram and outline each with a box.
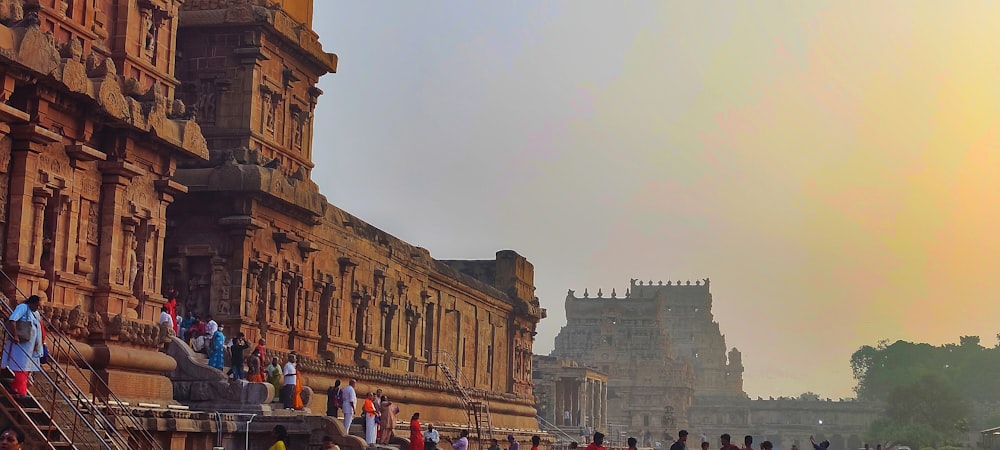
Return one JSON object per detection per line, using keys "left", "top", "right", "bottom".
{"left": 544, "top": 279, "right": 879, "bottom": 450}
{"left": 0, "top": 0, "right": 544, "bottom": 448}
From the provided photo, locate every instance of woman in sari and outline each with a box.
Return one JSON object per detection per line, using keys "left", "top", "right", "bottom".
{"left": 266, "top": 357, "right": 282, "bottom": 401}
{"left": 409, "top": 412, "right": 423, "bottom": 450}
{"left": 207, "top": 325, "right": 225, "bottom": 370}
{"left": 3, "top": 295, "right": 43, "bottom": 398}
{"left": 292, "top": 364, "right": 304, "bottom": 410}
{"left": 379, "top": 395, "right": 399, "bottom": 444}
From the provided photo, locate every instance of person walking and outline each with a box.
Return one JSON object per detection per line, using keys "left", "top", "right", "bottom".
{"left": 341, "top": 379, "right": 358, "bottom": 432}
{"left": 379, "top": 395, "right": 400, "bottom": 444}
{"left": 507, "top": 434, "right": 520, "bottom": 450}
{"left": 266, "top": 357, "right": 282, "bottom": 401}
{"left": 586, "top": 432, "right": 606, "bottom": 450}
{"left": 268, "top": 425, "right": 288, "bottom": 450}
{"left": 409, "top": 413, "right": 424, "bottom": 450}
{"left": 424, "top": 423, "right": 440, "bottom": 450}
{"left": 246, "top": 349, "right": 263, "bottom": 382}
{"left": 281, "top": 354, "right": 297, "bottom": 409}
{"left": 3, "top": 295, "right": 43, "bottom": 398}
{"left": 453, "top": 430, "right": 470, "bottom": 450}
{"left": 229, "top": 332, "right": 249, "bottom": 380}
{"left": 207, "top": 325, "right": 226, "bottom": 370}
{"left": 327, "top": 379, "right": 342, "bottom": 417}
{"left": 670, "top": 430, "right": 688, "bottom": 450}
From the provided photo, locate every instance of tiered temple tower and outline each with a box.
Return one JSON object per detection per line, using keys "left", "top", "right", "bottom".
{"left": 551, "top": 279, "right": 746, "bottom": 443}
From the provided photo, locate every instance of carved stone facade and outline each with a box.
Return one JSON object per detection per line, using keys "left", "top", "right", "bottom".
{"left": 0, "top": 0, "right": 206, "bottom": 403}
{"left": 166, "top": 0, "right": 545, "bottom": 432}
{"left": 0, "top": 0, "right": 544, "bottom": 448}
{"left": 549, "top": 280, "right": 879, "bottom": 449}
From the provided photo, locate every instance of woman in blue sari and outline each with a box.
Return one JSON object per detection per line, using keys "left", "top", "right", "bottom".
{"left": 208, "top": 325, "right": 226, "bottom": 370}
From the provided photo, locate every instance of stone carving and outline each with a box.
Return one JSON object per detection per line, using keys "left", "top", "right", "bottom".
{"left": 165, "top": 337, "right": 273, "bottom": 411}
{"left": 212, "top": 260, "right": 231, "bottom": 314}
{"left": 192, "top": 79, "right": 218, "bottom": 123}
{"left": 107, "top": 314, "right": 170, "bottom": 347}
{"left": 90, "top": 58, "right": 130, "bottom": 120}
{"left": 146, "top": 254, "right": 156, "bottom": 290}
{"left": 127, "top": 239, "right": 139, "bottom": 287}
{"left": 15, "top": 18, "right": 61, "bottom": 77}
{"left": 59, "top": 38, "right": 88, "bottom": 93}
{"left": 86, "top": 202, "right": 98, "bottom": 243}
{"left": 0, "top": 0, "right": 24, "bottom": 25}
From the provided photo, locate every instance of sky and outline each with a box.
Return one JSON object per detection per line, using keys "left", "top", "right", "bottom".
{"left": 308, "top": 1, "right": 1000, "bottom": 399}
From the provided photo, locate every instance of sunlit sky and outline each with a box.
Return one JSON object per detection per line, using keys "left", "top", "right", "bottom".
{"left": 310, "top": 2, "right": 1000, "bottom": 399}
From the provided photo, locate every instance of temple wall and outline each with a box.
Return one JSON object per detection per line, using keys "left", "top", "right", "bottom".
{"left": 165, "top": 0, "right": 544, "bottom": 430}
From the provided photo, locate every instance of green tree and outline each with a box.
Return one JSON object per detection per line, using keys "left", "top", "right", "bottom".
{"left": 865, "top": 374, "right": 968, "bottom": 448}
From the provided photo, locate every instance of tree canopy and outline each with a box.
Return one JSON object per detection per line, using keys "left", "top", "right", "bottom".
{"left": 850, "top": 335, "right": 1000, "bottom": 402}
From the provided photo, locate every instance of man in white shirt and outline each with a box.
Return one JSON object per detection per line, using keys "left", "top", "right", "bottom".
{"left": 281, "top": 353, "right": 297, "bottom": 409}
{"left": 205, "top": 316, "right": 218, "bottom": 336}
{"left": 158, "top": 306, "right": 173, "bottom": 328}
{"left": 424, "top": 424, "right": 440, "bottom": 450}
{"left": 341, "top": 378, "right": 358, "bottom": 431}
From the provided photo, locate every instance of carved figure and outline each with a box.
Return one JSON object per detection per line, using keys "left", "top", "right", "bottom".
{"left": 140, "top": 8, "right": 156, "bottom": 54}
{"left": 127, "top": 239, "right": 139, "bottom": 287}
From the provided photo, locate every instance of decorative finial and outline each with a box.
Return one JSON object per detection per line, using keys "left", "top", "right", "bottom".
{"left": 611, "top": 288, "right": 617, "bottom": 298}
{"left": 696, "top": 279, "right": 702, "bottom": 286}
{"left": 638, "top": 280, "right": 644, "bottom": 286}
{"left": 583, "top": 288, "right": 589, "bottom": 298}
{"left": 686, "top": 280, "right": 691, "bottom": 285}
{"left": 597, "top": 288, "right": 603, "bottom": 298}
{"left": 625, "top": 288, "right": 630, "bottom": 298}
{"left": 667, "top": 280, "right": 672, "bottom": 285}
{"left": 658, "top": 280, "right": 663, "bottom": 285}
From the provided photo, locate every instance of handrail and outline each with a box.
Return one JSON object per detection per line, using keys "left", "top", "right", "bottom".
{"left": 0, "top": 298, "right": 109, "bottom": 447}
{"left": 536, "top": 415, "right": 577, "bottom": 442}
{"left": 0, "top": 269, "right": 162, "bottom": 449}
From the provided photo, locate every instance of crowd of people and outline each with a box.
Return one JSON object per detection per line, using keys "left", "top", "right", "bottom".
{"left": 663, "top": 430, "right": 837, "bottom": 450}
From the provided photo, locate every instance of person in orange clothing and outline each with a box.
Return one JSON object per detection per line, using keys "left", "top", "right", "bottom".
{"left": 363, "top": 392, "right": 378, "bottom": 444}
{"left": 409, "top": 413, "right": 424, "bottom": 450}
{"left": 586, "top": 432, "right": 606, "bottom": 450}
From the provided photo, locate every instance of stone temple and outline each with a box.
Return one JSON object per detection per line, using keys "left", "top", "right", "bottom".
{"left": 0, "top": 0, "right": 543, "bottom": 448}
{"left": 545, "top": 279, "right": 880, "bottom": 449}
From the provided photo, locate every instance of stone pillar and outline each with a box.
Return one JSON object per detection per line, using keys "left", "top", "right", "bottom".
{"left": 4, "top": 124, "right": 60, "bottom": 291}
{"left": 93, "top": 159, "right": 146, "bottom": 318}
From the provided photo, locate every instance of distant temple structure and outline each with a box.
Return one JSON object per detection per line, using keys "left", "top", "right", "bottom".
{"left": 0, "top": 0, "right": 543, "bottom": 447}
{"left": 544, "top": 279, "right": 879, "bottom": 450}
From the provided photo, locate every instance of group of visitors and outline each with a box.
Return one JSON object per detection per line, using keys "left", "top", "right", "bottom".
{"left": 664, "top": 430, "right": 832, "bottom": 450}
{"left": 326, "top": 378, "right": 403, "bottom": 445}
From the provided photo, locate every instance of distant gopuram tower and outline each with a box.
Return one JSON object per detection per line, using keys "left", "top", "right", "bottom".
{"left": 552, "top": 278, "right": 746, "bottom": 442}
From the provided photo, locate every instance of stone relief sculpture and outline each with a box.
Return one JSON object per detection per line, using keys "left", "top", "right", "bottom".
{"left": 126, "top": 239, "right": 139, "bottom": 287}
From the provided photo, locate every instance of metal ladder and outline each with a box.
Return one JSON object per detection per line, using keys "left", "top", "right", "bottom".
{"left": 435, "top": 350, "right": 494, "bottom": 447}
{"left": 0, "top": 275, "right": 161, "bottom": 449}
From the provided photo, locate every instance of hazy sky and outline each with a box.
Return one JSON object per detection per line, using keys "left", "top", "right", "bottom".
{"left": 309, "top": 2, "right": 1000, "bottom": 399}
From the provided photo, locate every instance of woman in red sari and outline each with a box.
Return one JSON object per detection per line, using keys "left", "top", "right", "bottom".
{"left": 409, "top": 413, "right": 423, "bottom": 450}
